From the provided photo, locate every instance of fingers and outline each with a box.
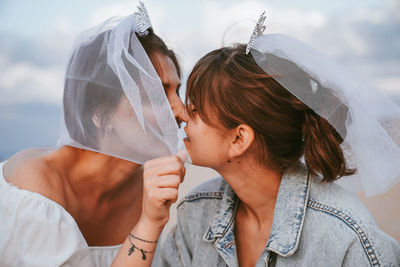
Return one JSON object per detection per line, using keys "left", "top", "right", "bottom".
{"left": 145, "top": 174, "right": 182, "bottom": 189}
{"left": 141, "top": 155, "right": 186, "bottom": 226}
{"left": 145, "top": 154, "right": 182, "bottom": 168}
{"left": 176, "top": 149, "right": 188, "bottom": 162}
{"left": 144, "top": 156, "right": 175, "bottom": 168}
{"left": 144, "top": 155, "right": 185, "bottom": 178}
{"left": 146, "top": 187, "right": 179, "bottom": 206}
{"left": 157, "top": 188, "right": 179, "bottom": 205}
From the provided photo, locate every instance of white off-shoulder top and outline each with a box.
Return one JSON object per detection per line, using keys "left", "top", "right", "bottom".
{"left": 0, "top": 161, "right": 121, "bottom": 267}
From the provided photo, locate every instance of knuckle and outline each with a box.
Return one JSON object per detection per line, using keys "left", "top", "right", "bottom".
{"left": 173, "top": 175, "right": 181, "bottom": 185}
{"left": 165, "top": 156, "right": 175, "bottom": 163}
{"left": 143, "top": 168, "right": 153, "bottom": 177}
{"left": 172, "top": 162, "right": 181, "bottom": 170}
{"left": 144, "top": 160, "right": 155, "bottom": 169}
{"left": 146, "top": 189, "right": 154, "bottom": 199}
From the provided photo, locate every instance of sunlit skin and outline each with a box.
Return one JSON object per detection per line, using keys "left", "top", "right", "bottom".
{"left": 181, "top": 106, "right": 283, "bottom": 267}
{"left": 3, "top": 52, "right": 185, "bottom": 248}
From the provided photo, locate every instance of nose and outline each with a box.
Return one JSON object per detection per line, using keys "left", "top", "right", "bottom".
{"left": 177, "top": 107, "right": 189, "bottom": 123}
{"left": 170, "top": 95, "right": 185, "bottom": 125}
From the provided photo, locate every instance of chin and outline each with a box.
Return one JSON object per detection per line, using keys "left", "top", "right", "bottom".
{"left": 186, "top": 153, "right": 214, "bottom": 168}
{"left": 190, "top": 158, "right": 209, "bottom": 168}
{"left": 184, "top": 142, "right": 216, "bottom": 168}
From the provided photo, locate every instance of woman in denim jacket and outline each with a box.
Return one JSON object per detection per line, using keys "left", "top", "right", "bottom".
{"left": 155, "top": 33, "right": 400, "bottom": 266}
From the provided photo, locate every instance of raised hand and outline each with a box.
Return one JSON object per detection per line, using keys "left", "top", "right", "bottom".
{"left": 140, "top": 150, "right": 187, "bottom": 227}
{"left": 111, "top": 150, "right": 187, "bottom": 267}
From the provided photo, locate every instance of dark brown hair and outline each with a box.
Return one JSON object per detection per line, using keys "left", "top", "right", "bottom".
{"left": 186, "top": 44, "right": 355, "bottom": 182}
{"left": 137, "top": 28, "right": 181, "bottom": 79}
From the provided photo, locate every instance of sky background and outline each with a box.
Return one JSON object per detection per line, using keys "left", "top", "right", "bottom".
{"left": 0, "top": 0, "right": 400, "bottom": 160}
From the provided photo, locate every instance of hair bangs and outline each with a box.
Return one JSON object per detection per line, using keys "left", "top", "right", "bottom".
{"left": 186, "top": 51, "right": 228, "bottom": 128}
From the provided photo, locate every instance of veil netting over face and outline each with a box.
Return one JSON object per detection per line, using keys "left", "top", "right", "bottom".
{"left": 58, "top": 13, "right": 182, "bottom": 164}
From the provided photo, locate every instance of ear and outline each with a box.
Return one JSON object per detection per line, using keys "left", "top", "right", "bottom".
{"left": 92, "top": 110, "right": 102, "bottom": 129}
{"left": 92, "top": 109, "right": 113, "bottom": 132}
{"left": 228, "top": 124, "right": 255, "bottom": 159}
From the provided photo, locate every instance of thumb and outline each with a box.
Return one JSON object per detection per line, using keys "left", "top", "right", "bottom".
{"left": 176, "top": 149, "right": 188, "bottom": 162}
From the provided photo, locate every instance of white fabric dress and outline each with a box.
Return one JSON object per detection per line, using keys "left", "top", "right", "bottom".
{"left": 0, "top": 161, "right": 121, "bottom": 267}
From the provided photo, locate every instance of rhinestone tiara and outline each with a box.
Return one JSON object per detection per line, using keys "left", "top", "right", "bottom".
{"left": 134, "top": 1, "right": 153, "bottom": 36}
{"left": 246, "top": 11, "right": 266, "bottom": 54}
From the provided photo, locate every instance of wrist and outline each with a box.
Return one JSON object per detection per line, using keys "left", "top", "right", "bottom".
{"left": 135, "top": 216, "right": 166, "bottom": 235}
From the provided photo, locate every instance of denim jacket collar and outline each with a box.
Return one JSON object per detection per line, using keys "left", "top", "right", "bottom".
{"left": 266, "top": 163, "right": 310, "bottom": 257}
{"left": 203, "top": 184, "right": 238, "bottom": 241}
{"left": 203, "top": 163, "right": 311, "bottom": 257}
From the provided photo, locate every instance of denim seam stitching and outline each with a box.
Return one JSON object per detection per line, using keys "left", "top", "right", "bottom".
{"left": 177, "top": 192, "right": 224, "bottom": 208}
{"left": 266, "top": 174, "right": 311, "bottom": 257}
{"left": 307, "top": 200, "right": 380, "bottom": 267}
{"left": 290, "top": 174, "right": 311, "bottom": 255}
{"left": 219, "top": 195, "right": 239, "bottom": 237}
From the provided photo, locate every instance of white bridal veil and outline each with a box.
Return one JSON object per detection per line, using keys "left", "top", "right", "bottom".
{"left": 250, "top": 33, "right": 400, "bottom": 196}
{"left": 57, "top": 5, "right": 182, "bottom": 163}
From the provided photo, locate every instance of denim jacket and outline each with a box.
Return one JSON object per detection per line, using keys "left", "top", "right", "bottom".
{"left": 155, "top": 163, "right": 400, "bottom": 267}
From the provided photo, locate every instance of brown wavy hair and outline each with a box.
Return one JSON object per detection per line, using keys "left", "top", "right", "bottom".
{"left": 185, "top": 44, "right": 355, "bottom": 182}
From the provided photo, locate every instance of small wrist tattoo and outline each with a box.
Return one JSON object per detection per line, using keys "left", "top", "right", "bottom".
{"left": 130, "top": 233, "right": 158, "bottom": 243}
{"left": 127, "top": 233, "right": 157, "bottom": 260}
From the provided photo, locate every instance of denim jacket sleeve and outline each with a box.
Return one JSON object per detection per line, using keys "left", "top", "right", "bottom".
{"left": 156, "top": 210, "right": 192, "bottom": 267}
{"left": 155, "top": 226, "right": 180, "bottom": 267}
{"left": 342, "top": 237, "right": 381, "bottom": 266}
{"left": 306, "top": 179, "right": 400, "bottom": 267}
{"left": 154, "top": 178, "right": 227, "bottom": 267}
{"left": 341, "top": 233, "right": 400, "bottom": 266}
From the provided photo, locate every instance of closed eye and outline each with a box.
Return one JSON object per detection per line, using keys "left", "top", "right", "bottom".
{"left": 162, "top": 83, "right": 181, "bottom": 97}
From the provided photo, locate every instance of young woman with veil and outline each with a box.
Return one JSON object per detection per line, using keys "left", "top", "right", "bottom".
{"left": 156, "top": 12, "right": 400, "bottom": 266}
{"left": 0, "top": 3, "right": 187, "bottom": 266}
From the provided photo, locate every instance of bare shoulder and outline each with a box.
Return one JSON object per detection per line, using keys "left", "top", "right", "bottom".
{"left": 3, "top": 148, "right": 67, "bottom": 207}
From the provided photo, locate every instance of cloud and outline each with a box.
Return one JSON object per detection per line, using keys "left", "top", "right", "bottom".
{"left": 0, "top": 58, "right": 63, "bottom": 105}
{"left": 376, "top": 77, "right": 400, "bottom": 95}
{"left": 0, "top": 0, "right": 398, "bottom": 107}
{"left": 0, "top": 32, "right": 72, "bottom": 106}
{"left": 89, "top": 2, "right": 136, "bottom": 27}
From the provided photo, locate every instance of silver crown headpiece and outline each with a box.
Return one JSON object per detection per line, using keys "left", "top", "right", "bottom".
{"left": 246, "top": 11, "right": 266, "bottom": 54}
{"left": 134, "top": 1, "right": 153, "bottom": 36}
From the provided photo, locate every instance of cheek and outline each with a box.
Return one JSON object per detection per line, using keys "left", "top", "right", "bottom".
{"left": 112, "top": 112, "right": 144, "bottom": 146}
{"left": 110, "top": 108, "right": 171, "bottom": 157}
{"left": 112, "top": 105, "right": 151, "bottom": 146}
{"left": 187, "top": 124, "right": 229, "bottom": 167}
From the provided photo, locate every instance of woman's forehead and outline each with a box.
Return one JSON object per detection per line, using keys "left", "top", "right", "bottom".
{"left": 154, "top": 53, "right": 180, "bottom": 86}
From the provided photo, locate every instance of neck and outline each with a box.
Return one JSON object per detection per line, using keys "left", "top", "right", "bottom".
{"left": 216, "top": 157, "right": 282, "bottom": 227}
{"left": 47, "top": 146, "right": 142, "bottom": 202}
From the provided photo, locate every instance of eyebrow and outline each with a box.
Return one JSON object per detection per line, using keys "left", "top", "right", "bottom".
{"left": 163, "top": 83, "right": 181, "bottom": 90}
